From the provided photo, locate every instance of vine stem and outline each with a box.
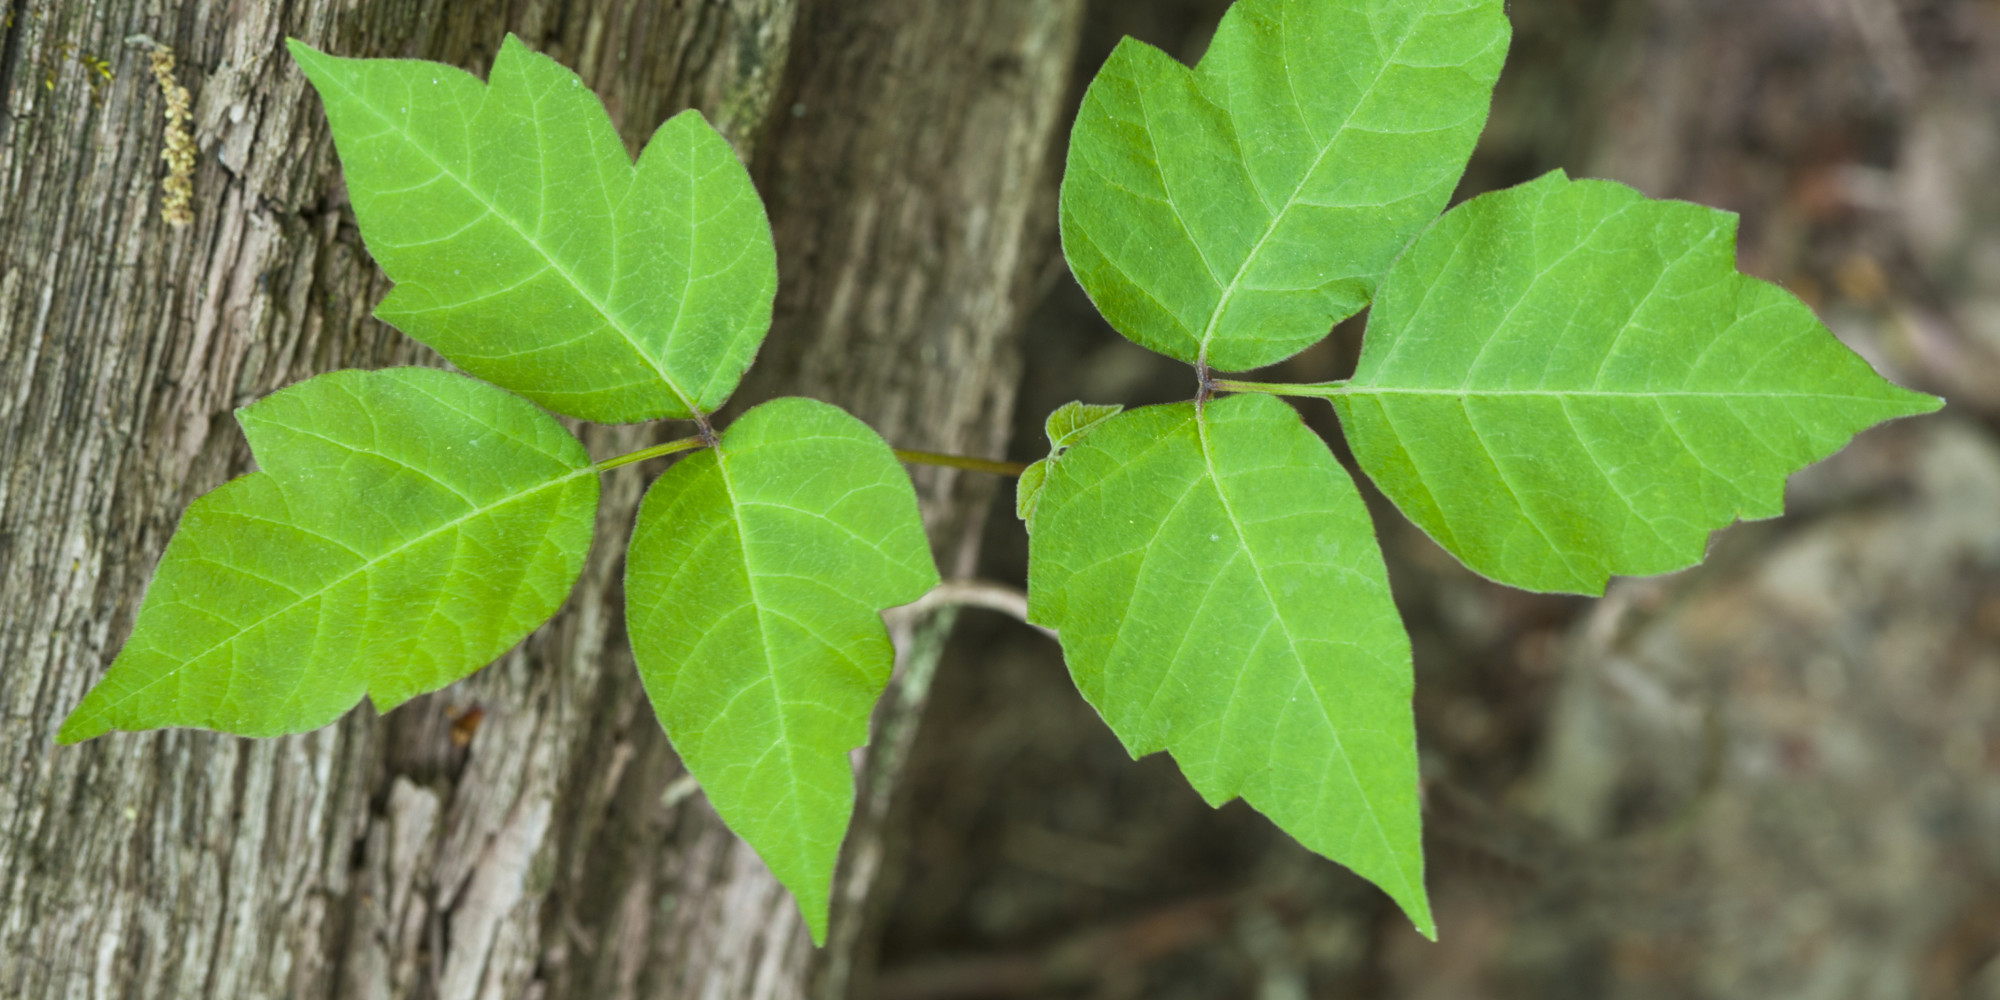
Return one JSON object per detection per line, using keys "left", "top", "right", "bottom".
{"left": 691, "top": 410, "right": 720, "bottom": 449}
{"left": 890, "top": 579, "right": 1055, "bottom": 639}
{"left": 1210, "top": 378, "right": 1352, "bottom": 399}
{"left": 593, "top": 437, "right": 1027, "bottom": 477}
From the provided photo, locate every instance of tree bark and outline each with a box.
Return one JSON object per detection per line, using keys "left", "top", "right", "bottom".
{"left": 0, "top": 1, "right": 1082, "bottom": 997}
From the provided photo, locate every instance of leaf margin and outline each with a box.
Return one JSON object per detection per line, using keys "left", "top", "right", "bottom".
{"left": 623, "top": 395, "right": 940, "bottom": 945}
{"left": 58, "top": 366, "right": 600, "bottom": 744}
{"left": 1334, "top": 169, "right": 1944, "bottom": 595}
{"left": 1024, "top": 393, "right": 1432, "bottom": 937}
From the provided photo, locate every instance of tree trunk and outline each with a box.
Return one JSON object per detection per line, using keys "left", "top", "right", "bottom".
{"left": 0, "top": 1, "right": 1082, "bottom": 997}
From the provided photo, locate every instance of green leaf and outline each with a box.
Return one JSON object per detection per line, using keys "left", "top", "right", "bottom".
{"left": 1334, "top": 171, "right": 1944, "bottom": 594}
{"left": 289, "top": 36, "right": 777, "bottom": 424}
{"left": 625, "top": 397, "right": 939, "bottom": 944}
{"left": 1016, "top": 459, "right": 1049, "bottom": 524}
{"left": 59, "top": 368, "right": 599, "bottom": 743}
{"left": 1059, "top": 0, "right": 1508, "bottom": 371}
{"left": 1025, "top": 394, "right": 1430, "bottom": 936}
{"left": 1019, "top": 402, "right": 1125, "bottom": 525}
{"left": 1044, "top": 401, "right": 1125, "bottom": 448}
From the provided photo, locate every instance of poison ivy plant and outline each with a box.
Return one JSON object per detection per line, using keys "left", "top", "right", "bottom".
{"left": 1033, "top": 0, "right": 1938, "bottom": 939}
{"left": 61, "top": 0, "right": 1940, "bottom": 950}
{"left": 63, "top": 36, "right": 921, "bottom": 947}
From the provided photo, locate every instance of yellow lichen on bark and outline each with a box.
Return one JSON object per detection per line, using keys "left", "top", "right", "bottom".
{"left": 146, "top": 46, "right": 194, "bottom": 226}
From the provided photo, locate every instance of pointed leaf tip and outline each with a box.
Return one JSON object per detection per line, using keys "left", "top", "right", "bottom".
{"left": 1339, "top": 171, "right": 1943, "bottom": 594}
{"left": 59, "top": 368, "right": 598, "bottom": 742}
{"left": 1026, "top": 394, "right": 1432, "bottom": 934}
{"left": 626, "top": 397, "right": 938, "bottom": 945}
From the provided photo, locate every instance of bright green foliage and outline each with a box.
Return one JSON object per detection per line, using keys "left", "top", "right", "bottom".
{"left": 290, "top": 36, "right": 777, "bottom": 424}
{"left": 1333, "top": 171, "right": 1944, "bottom": 594}
{"left": 1016, "top": 401, "right": 1124, "bottom": 523}
{"left": 1044, "top": 5, "right": 1936, "bottom": 939}
{"left": 1043, "top": 401, "right": 1127, "bottom": 447}
{"left": 57, "top": 13, "right": 1944, "bottom": 952}
{"left": 1015, "top": 460, "right": 1047, "bottom": 524}
{"left": 58, "top": 368, "right": 598, "bottom": 743}
{"left": 1024, "top": 394, "right": 1430, "bottom": 936}
{"left": 1060, "top": 0, "right": 1508, "bottom": 370}
{"left": 624, "top": 397, "right": 938, "bottom": 944}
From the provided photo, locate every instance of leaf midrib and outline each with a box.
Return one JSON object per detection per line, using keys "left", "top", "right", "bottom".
{"left": 707, "top": 443, "right": 810, "bottom": 850}
{"left": 1192, "top": 409, "right": 1416, "bottom": 904}
{"left": 1345, "top": 387, "right": 1907, "bottom": 401}
{"left": 321, "top": 67, "right": 700, "bottom": 416}
{"left": 65, "top": 468, "right": 591, "bottom": 733}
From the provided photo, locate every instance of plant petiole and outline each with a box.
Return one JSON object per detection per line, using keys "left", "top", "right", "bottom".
{"left": 1211, "top": 378, "right": 1351, "bottom": 399}
{"left": 596, "top": 437, "right": 1028, "bottom": 478}
{"left": 594, "top": 435, "right": 708, "bottom": 471}
{"left": 894, "top": 449, "right": 1030, "bottom": 477}
{"left": 889, "top": 578, "right": 1055, "bottom": 639}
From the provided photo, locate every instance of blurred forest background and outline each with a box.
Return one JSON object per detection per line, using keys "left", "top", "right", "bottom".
{"left": 870, "top": 0, "right": 2000, "bottom": 997}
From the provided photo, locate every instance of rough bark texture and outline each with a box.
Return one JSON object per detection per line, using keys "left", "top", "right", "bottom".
{"left": 0, "top": 1, "right": 1082, "bottom": 997}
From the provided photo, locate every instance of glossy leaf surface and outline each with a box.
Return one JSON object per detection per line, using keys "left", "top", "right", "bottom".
{"left": 60, "top": 368, "right": 598, "bottom": 743}
{"left": 625, "top": 397, "right": 938, "bottom": 944}
{"left": 1025, "top": 394, "right": 1429, "bottom": 935}
{"left": 1335, "top": 171, "right": 1944, "bottom": 594}
{"left": 1060, "top": 0, "right": 1508, "bottom": 370}
{"left": 291, "top": 36, "right": 777, "bottom": 423}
